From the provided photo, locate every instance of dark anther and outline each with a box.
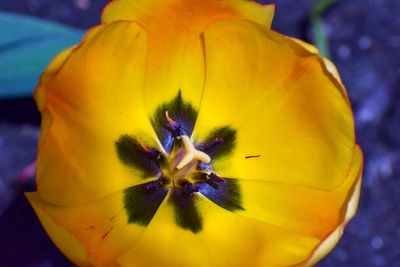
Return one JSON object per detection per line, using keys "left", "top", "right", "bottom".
{"left": 206, "top": 180, "right": 219, "bottom": 190}
{"left": 191, "top": 173, "right": 226, "bottom": 190}
{"left": 138, "top": 138, "right": 162, "bottom": 159}
{"left": 209, "top": 173, "right": 226, "bottom": 184}
{"left": 165, "top": 111, "right": 187, "bottom": 138}
{"left": 146, "top": 176, "right": 170, "bottom": 190}
{"left": 146, "top": 179, "right": 162, "bottom": 190}
{"left": 199, "top": 127, "right": 236, "bottom": 160}
{"left": 115, "top": 135, "right": 161, "bottom": 178}
{"left": 175, "top": 180, "right": 199, "bottom": 196}
{"left": 202, "top": 137, "right": 224, "bottom": 154}
{"left": 149, "top": 150, "right": 162, "bottom": 160}
{"left": 166, "top": 111, "right": 180, "bottom": 129}
{"left": 137, "top": 138, "right": 167, "bottom": 169}
{"left": 199, "top": 173, "right": 225, "bottom": 190}
{"left": 183, "top": 183, "right": 199, "bottom": 195}
{"left": 162, "top": 124, "right": 182, "bottom": 141}
{"left": 191, "top": 172, "right": 209, "bottom": 182}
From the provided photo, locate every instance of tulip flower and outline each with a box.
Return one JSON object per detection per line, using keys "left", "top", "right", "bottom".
{"left": 26, "top": 0, "right": 363, "bottom": 266}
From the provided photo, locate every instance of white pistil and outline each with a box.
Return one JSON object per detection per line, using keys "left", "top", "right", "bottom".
{"left": 176, "top": 135, "right": 211, "bottom": 170}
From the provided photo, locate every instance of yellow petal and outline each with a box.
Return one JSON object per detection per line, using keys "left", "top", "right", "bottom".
{"left": 193, "top": 20, "right": 355, "bottom": 190}
{"left": 102, "top": 0, "right": 274, "bottom": 121}
{"left": 291, "top": 37, "right": 344, "bottom": 87}
{"left": 118, "top": 195, "right": 215, "bottom": 267}
{"left": 232, "top": 145, "right": 363, "bottom": 242}
{"left": 36, "top": 21, "right": 160, "bottom": 206}
{"left": 35, "top": 47, "right": 74, "bottom": 147}
{"left": 290, "top": 37, "right": 320, "bottom": 54}
{"left": 305, "top": 223, "right": 345, "bottom": 267}
{"left": 303, "top": 157, "right": 363, "bottom": 266}
{"left": 102, "top": 0, "right": 275, "bottom": 27}
{"left": 35, "top": 47, "right": 73, "bottom": 111}
{"left": 25, "top": 192, "right": 89, "bottom": 266}
{"left": 118, "top": 193, "right": 320, "bottom": 267}
{"left": 26, "top": 190, "right": 148, "bottom": 267}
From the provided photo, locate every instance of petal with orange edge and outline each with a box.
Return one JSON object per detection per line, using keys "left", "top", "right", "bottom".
{"left": 35, "top": 47, "right": 74, "bottom": 146}
{"left": 35, "top": 47, "right": 73, "bottom": 111}
{"left": 102, "top": 0, "right": 275, "bottom": 27}
{"left": 36, "top": 21, "right": 161, "bottom": 206}
{"left": 102, "top": 0, "right": 274, "bottom": 119}
{"left": 193, "top": 20, "right": 355, "bottom": 190}
{"left": 302, "top": 146, "right": 363, "bottom": 266}
{"left": 291, "top": 37, "right": 344, "bottom": 86}
{"left": 26, "top": 186, "right": 165, "bottom": 267}
{"left": 26, "top": 193, "right": 89, "bottom": 265}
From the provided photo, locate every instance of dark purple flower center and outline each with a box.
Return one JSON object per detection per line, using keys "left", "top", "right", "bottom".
{"left": 115, "top": 91, "right": 243, "bottom": 233}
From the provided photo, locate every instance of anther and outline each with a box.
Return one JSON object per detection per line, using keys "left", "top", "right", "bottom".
{"left": 183, "top": 182, "right": 199, "bottom": 195}
{"left": 137, "top": 138, "right": 161, "bottom": 159}
{"left": 146, "top": 176, "right": 170, "bottom": 190}
{"left": 166, "top": 111, "right": 180, "bottom": 129}
{"left": 203, "top": 137, "right": 224, "bottom": 153}
{"left": 209, "top": 173, "right": 226, "bottom": 184}
{"left": 146, "top": 179, "right": 161, "bottom": 190}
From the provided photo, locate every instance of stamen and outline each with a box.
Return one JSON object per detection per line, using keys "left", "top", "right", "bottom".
{"left": 165, "top": 111, "right": 180, "bottom": 129}
{"left": 165, "top": 111, "right": 191, "bottom": 137}
{"left": 146, "top": 180, "right": 160, "bottom": 190}
{"left": 184, "top": 183, "right": 199, "bottom": 195}
{"left": 137, "top": 138, "right": 161, "bottom": 159}
{"left": 209, "top": 173, "right": 226, "bottom": 184}
{"left": 176, "top": 136, "right": 211, "bottom": 170}
{"left": 146, "top": 176, "right": 170, "bottom": 190}
{"left": 203, "top": 137, "right": 224, "bottom": 152}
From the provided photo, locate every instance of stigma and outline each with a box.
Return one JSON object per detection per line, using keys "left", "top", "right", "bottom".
{"left": 131, "top": 111, "right": 220, "bottom": 193}
{"left": 176, "top": 135, "right": 211, "bottom": 169}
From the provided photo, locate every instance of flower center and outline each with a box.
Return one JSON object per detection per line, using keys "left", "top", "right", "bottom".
{"left": 117, "top": 91, "right": 243, "bottom": 233}
{"left": 135, "top": 111, "right": 229, "bottom": 195}
{"left": 176, "top": 135, "right": 211, "bottom": 170}
{"left": 148, "top": 112, "right": 225, "bottom": 193}
{"left": 165, "top": 134, "right": 213, "bottom": 193}
{"left": 168, "top": 135, "right": 210, "bottom": 179}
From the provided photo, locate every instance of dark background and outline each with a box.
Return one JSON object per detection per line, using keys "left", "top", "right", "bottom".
{"left": 0, "top": 0, "right": 399, "bottom": 266}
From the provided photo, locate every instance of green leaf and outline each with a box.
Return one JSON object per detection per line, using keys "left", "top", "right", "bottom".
{"left": 310, "top": 0, "right": 340, "bottom": 59}
{"left": 311, "top": 0, "right": 338, "bottom": 18}
{"left": 0, "top": 12, "right": 85, "bottom": 99}
{"left": 311, "top": 18, "right": 331, "bottom": 59}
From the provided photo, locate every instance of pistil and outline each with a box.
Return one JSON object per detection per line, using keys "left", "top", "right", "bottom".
{"left": 176, "top": 135, "right": 211, "bottom": 169}
{"left": 136, "top": 112, "right": 225, "bottom": 194}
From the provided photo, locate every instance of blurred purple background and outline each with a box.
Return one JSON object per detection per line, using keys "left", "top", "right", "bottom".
{"left": 0, "top": 0, "right": 399, "bottom": 266}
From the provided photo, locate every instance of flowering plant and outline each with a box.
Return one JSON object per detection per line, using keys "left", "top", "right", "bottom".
{"left": 26, "top": 0, "right": 362, "bottom": 266}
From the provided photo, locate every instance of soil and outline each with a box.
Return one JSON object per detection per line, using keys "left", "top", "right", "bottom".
{"left": 1, "top": 0, "right": 399, "bottom": 266}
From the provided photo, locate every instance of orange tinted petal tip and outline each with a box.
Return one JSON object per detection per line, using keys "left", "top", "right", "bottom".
{"left": 101, "top": 0, "right": 275, "bottom": 27}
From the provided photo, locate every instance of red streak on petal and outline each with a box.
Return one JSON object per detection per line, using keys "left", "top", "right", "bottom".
{"left": 110, "top": 215, "right": 116, "bottom": 221}
{"left": 101, "top": 227, "right": 113, "bottom": 240}
{"left": 85, "top": 225, "right": 95, "bottom": 230}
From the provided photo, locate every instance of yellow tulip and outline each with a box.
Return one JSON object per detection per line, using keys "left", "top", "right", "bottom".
{"left": 26, "top": 0, "right": 363, "bottom": 266}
